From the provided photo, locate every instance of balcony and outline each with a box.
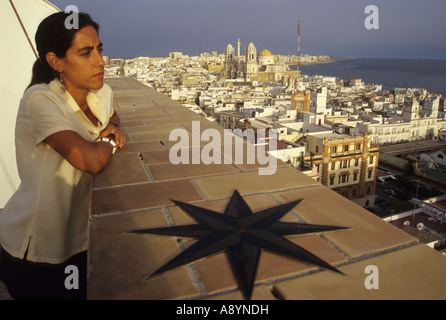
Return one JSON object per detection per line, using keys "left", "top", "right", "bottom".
{"left": 87, "top": 77, "right": 446, "bottom": 300}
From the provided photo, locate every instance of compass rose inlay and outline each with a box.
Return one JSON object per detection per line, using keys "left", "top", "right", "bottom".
{"left": 128, "top": 190, "right": 350, "bottom": 299}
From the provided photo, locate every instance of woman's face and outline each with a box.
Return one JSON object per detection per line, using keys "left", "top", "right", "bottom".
{"left": 60, "top": 25, "right": 105, "bottom": 93}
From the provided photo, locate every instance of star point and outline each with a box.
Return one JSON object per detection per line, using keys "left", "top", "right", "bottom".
{"left": 128, "top": 189, "right": 349, "bottom": 300}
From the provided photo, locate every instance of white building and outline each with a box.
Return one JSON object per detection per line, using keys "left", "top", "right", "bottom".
{"left": 419, "top": 150, "right": 446, "bottom": 168}
{"left": 310, "top": 87, "right": 330, "bottom": 115}
{"left": 358, "top": 92, "right": 446, "bottom": 145}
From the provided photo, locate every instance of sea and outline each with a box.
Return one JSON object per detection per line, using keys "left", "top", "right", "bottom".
{"left": 292, "top": 58, "right": 446, "bottom": 96}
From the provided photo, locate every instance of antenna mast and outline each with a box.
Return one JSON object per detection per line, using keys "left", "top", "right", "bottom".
{"left": 297, "top": 19, "right": 301, "bottom": 75}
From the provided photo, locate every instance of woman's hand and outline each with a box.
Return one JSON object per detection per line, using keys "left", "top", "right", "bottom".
{"left": 98, "top": 122, "right": 126, "bottom": 149}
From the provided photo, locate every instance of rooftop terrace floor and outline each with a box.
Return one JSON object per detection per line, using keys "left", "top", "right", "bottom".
{"left": 87, "top": 77, "right": 446, "bottom": 300}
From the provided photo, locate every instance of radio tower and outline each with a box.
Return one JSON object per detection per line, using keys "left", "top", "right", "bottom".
{"left": 297, "top": 19, "right": 301, "bottom": 75}
{"left": 292, "top": 19, "right": 301, "bottom": 92}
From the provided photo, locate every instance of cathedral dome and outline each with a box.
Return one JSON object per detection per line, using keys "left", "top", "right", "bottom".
{"left": 258, "top": 49, "right": 272, "bottom": 57}
{"left": 258, "top": 49, "right": 274, "bottom": 65}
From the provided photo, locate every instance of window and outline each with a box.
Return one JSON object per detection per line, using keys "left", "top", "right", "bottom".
{"left": 353, "top": 173, "right": 358, "bottom": 181}
{"left": 367, "top": 186, "right": 371, "bottom": 194}
{"left": 315, "top": 146, "right": 319, "bottom": 153}
{"left": 330, "top": 177, "right": 334, "bottom": 185}
{"left": 369, "top": 156, "right": 374, "bottom": 164}
{"left": 344, "top": 145, "right": 349, "bottom": 152}
{"left": 352, "top": 189, "right": 357, "bottom": 197}
{"left": 356, "top": 143, "right": 361, "bottom": 151}
{"left": 355, "top": 159, "right": 359, "bottom": 166}
{"left": 332, "top": 146, "right": 337, "bottom": 154}
{"left": 331, "top": 162, "right": 336, "bottom": 170}
{"left": 368, "top": 170, "right": 373, "bottom": 179}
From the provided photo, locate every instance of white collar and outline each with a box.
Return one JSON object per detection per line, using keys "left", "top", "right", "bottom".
{"left": 48, "top": 79, "right": 107, "bottom": 125}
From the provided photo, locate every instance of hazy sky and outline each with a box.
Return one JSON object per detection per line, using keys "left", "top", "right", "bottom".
{"left": 50, "top": 0, "right": 446, "bottom": 59}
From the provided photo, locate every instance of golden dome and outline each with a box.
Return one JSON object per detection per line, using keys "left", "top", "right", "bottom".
{"left": 258, "top": 49, "right": 272, "bottom": 56}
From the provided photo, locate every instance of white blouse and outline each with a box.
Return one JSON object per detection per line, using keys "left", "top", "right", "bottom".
{"left": 0, "top": 79, "right": 114, "bottom": 263}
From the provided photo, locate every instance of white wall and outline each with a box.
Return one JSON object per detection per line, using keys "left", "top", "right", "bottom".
{"left": 269, "top": 145, "right": 305, "bottom": 164}
{"left": 0, "top": 0, "right": 60, "bottom": 207}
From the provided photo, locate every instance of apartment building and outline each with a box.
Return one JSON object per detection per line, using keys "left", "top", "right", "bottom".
{"left": 216, "top": 110, "right": 246, "bottom": 130}
{"left": 304, "top": 132, "right": 379, "bottom": 208}
{"left": 358, "top": 94, "right": 446, "bottom": 145}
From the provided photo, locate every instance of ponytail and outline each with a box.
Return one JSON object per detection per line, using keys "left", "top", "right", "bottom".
{"left": 27, "top": 58, "right": 58, "bottom": 90}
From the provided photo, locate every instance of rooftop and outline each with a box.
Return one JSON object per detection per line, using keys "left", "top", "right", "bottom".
{"left": 87, "top": 77, "right": 446, "bottom": 300}
{"left": 380, "top": 140, "right": 446, "bottom": 156}
{"left": 306, "top": 131, "right": 356, "bottom": 141}
{"left": 388, "top": 212, "right": 446, "bottom": 244}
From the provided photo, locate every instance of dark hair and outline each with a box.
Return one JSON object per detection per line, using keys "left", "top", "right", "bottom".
{"left": 27, "top": 12, "right": 100, "bottom": 89}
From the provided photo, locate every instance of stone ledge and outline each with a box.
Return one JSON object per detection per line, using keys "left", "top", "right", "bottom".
{"left": 87, "top": 77, "right": 446, "bottom": 300}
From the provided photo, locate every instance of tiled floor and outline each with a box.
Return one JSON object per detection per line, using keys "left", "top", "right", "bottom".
{"left": 86, "top": 77, "right": 446, "bottom": 300}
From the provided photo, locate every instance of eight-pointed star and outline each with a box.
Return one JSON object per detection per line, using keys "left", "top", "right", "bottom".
{"left": 128, "top": 190, "right": 349, "bottom": 300}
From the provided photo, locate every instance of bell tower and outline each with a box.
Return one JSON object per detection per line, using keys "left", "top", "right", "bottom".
{"left": 245, "top": 42, "right": 257, "bottom": 81}
{"left": 402, "top": 93, "right": 420, "bottom": 122}
{"left": 224, "top": 44, "right": 235, "bottom": 79}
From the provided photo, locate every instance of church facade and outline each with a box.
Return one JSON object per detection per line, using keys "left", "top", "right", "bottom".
{"left": 223, "top": 38, "right": 299, "bottom": 83}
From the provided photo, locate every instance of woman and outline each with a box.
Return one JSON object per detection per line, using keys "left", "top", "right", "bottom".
{"left": 0, "top": 11, "right": 125, "bottom": 299}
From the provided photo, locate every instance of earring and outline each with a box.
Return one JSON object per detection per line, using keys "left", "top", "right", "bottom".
{"left": 59, "top": 71, "right": 66, "bottom": 93}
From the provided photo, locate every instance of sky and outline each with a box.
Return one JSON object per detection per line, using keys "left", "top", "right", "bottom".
{"left": 49, "top": 0, "right": 446, "bottom": 60}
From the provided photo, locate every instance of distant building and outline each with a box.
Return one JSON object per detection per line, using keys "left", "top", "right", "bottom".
{"left": 291, "top": 90, "right": 311, "bottom": 113}
{"left": 216, "top": 110, "right": 246, "bottom": 130}
{"left": 206, "top": 63, "right": 224, "bottom": 74}
{"left": 310, "top": 87, "right": 329, "bottom": 115}
{"left": 109, "top": 58, "right": 125, "bottom": 66}
{"left": 358, "top": 91, "right": 446, "bottom": 145}
{"left": 304, "top": 132, "right": 379, "bottom": 208}
{"left": 169, "top": 52, "right": 183, "bottom": 61}
{"left": 223, "top": 38, "right": 299, "bottom": 83}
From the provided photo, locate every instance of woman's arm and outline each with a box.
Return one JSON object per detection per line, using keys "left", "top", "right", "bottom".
{"left": 108, "top": 111, "right": 120, "bottom": 128}
{"left": 45, "top": 130, "right": 114, "bottom": 174}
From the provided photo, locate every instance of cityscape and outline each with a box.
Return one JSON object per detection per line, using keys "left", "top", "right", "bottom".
{"left": 103, "top": 41, "right": 446, "bottom": 243}
{"left": 2, "top": 0, "right": 446, "bottom": 301}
